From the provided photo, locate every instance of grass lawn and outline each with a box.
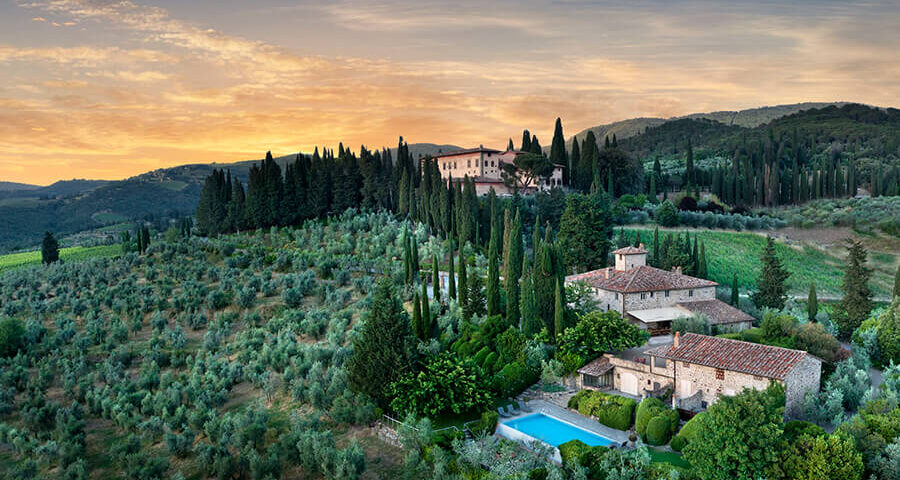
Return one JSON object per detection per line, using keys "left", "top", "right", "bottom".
{"left": 649, "top": 447, "right": 691, "bottom": 468}
{"left": 0, "top": 244, "right": 121, "bottom": 273}
{"left": 625, "top": 227, "right": 897, "bottom": 298}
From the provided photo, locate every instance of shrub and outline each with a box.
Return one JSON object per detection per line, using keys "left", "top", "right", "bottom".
{"left": 646, "top": 416, "right": 672, "bottom": 445}
{"left": 470, "top": 410, "right": 499, "bottom": 437}
{"left": 782, "top": 420, "right": 826, "bottom": 443}
{"left": 671, "top": 412, "right": 705, "bottom": 451}
{"left": 656, "top": 201, "right": 680, "bottom": 227}
{"left": 559, "top": 439, "right": 591, "bottom": 468}
{"left": 575, "top": 390, "right": 636, "bottom": 431}
{"left": 473, "top": 346, "right": 491, "bottom": 366}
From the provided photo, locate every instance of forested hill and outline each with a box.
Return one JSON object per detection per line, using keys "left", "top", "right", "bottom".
{"left": 617, "top": 103, "right": 900, "bottom": 160}
{"left": 0, "top": 143, "right": 459, "bottom": 252}
{"left": 569, "top": 102, "right": 846, "bottom": 149}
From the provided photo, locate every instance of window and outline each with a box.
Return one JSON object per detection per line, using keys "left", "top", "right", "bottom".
{"left": 491, "top": 160, "right": 495, "bottom": 167}
{"left": 654, "top": 357, "right": 667, "bottom": 368}
{"left": 640, "top": 292, "right": 646, "bottom": 300}
{"left": 689, "top": 289, "right": 694, "bottom": 297}
{"left": 476, "top": 160, "right": 479, "bottom": 166}
{"left": 454, "top": 162, "right": 457, "bottom": 169}
{"left": 682, "top": 362, "right": 690, "bottom": 368}
{"left": 467, "top": 160, "right": 471, "bottom": 167}
{"left": 665, "top": 290, "right": 670, "bottom": 297}
{"left": 650, "top": 291, "right": 654, "bottom": 298}
{"left": 715, "top": 368, "right": 725, "bottom": 380}
{"left": 614, "top": 293, "right": 619, "bottom": 299}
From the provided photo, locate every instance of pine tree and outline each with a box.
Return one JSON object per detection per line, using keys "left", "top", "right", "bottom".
{"left": 751, "top": 236, "right": 790, "bottom": 310}
{"left": 808, "top": 283, "right": 818, "bottom": 322}
{"left": 834, "top": 240, "right": 873, "bottom": 338}
{"left": 41, "top": 231, "right": 59, "bottom": 265}
{"left": 731, "top": 273, "right": 740, "bottom": 306}
{"left": 554, "top": 279, "right": 565, "bottom": 341}
{"left": 486, "top": 206, "right": 501, "bottom": 316}
{"left": 411, "top": 293, "right": 423, "bottom": 340}
{"left": 448, "top": 241, "right": 457, "bottom": 300}
{"left": 432, "top": 254, "right": 441, "bottom": 304}
{"left": 347, "top": 279, "right": 417, "bottom": 404}
{"left": 505, "top": 209, "right": 523, "bottom": 325}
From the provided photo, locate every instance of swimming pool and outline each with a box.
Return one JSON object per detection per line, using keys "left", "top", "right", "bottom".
{"left": 502, "top": 413, "right": 615, "bottom": 447}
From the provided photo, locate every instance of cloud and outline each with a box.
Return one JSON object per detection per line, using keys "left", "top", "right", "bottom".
{"left": 31, "top": 16, "right": 47, "bottom": 22}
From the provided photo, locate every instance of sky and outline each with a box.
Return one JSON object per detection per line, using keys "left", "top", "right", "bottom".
{"left": 2, "top": 0, "right": 900, "bottom": 185}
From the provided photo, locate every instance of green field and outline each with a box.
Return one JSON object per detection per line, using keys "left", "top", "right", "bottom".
{"left": 0, "top": 244, "right": 121, "bottom": 272}
{"left": 625, "top": 227, "right": 897, "bottom": 299}
{"left": 92, "top": 211, "right": 130, "bottom": 223}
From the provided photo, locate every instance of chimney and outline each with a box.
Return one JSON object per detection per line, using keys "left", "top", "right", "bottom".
{"left": 674, "top": 331, "right": 680, "bottom": 348}
{"left": 605, "top": 268, "right": 610, "bottom": 279}
{"left": 673, "top": 266, "right": 682, "bottom": 275}
{"left": 639, "top": 243, "right": 645, "bottom": 250}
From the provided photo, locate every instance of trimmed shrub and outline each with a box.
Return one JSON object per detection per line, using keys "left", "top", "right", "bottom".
{"left": 636, "top": 397, "right": 666, "bottom": 437}
{"left": 574, "top": 390, "right": 636, "bottom": 431}
{"left": 782, "top": 420, "right": 826, "bottom": 443}
{"left": 470, "top": 410, "right": 499, "bottom": 437}
{"left": 568, "top": 389, "right": 591, "bottom": 410}
{"left": 646, "top": 416, "right": 672, "bottom": 446}
{"left": 671, "top": 412, "right": 705, "bottom": 451}
{"left": 482, "top": 352, "right": 499, "bottom": 373}
{"left": 473, "top": 346, "right": 491, "bottom": 366}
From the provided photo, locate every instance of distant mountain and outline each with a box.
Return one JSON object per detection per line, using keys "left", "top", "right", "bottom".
{"left": 568, "top": 102, "right": 846, "bottom": 149}
{"left": 0, "top": 181, "right": 40, "bottom": 192}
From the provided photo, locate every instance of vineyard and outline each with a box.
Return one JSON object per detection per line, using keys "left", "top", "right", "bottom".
{"left": 0, "top": 245, "right": 121, "bottom": 273}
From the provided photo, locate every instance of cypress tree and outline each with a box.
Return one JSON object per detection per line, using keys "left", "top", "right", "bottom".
{"left": 432, "top": 254, "right": 441, "bottom": 304}
{"left": 41, "top": 231, "right": 59, "bottom": 265}
{"left": 507, "top": 138, "right": 514, "bottom": 151}
{"left": 410, "top": 234, "right": 420, "bottom": 284}
{"left": 698, "top": 242, "right": 708, "bottom": 279}
{"left": 346, "top": 279, "right": 417, "bottom": 404}
{"left": 448, "top": 241, "right": 457, "bottom": 300}
{"left": 403, "top": 228, "right": 412, "bottom": 286}
{"left": 808, "top": 283, "right": 818, "bottom": 322}
{"left": 607, "top": 169, "right": 614, "bottom": 197}
{"left": 530, "top": 134, "right": 542, "bottom": 154}
{"left": 486, "top": 207, "right": 501, "bottom": 316}
{"left": 398, "top": 168, "right": 410, "bottom": 215}
{"left": 834, "top": 240, "right": 873, "bottom": 338}
{"left": 458, "top": 239, "right": 468, "bottom": 311}
{"left": 649, "top": 174, "right": 657, "bottom": 203}
{"left": 521, "top": 129, "right": 532, "bottom": 152}
{"left": 731, "top": 273, "right": 739, "bottom": 306}
{"left": 411, "top": 293, "right": 423, "bottom": 340}
{"left": 550, "top": 118, "right": 567, "bottom": 183}
{"left": 520, "top": 256, "right": 538, "bottom": 335}
{"left": 534, "top": 228, "right": 556, "bottom": 335}
{"left": 505, "top": 209, "right": 523, "bottom": 325}
{"left": 652, "top": 227, "right": 660, "bottom": 267}
{"left": 751, "top": 236, "right": 790, "bottom": 310}
{"left": 893, "top": 264, "right": 900, "bottom": 299}
{"left": 685, "top": 138, "right": 695, "bottom": 188}
{"left": 554, "top": 279, "right": 565, "bottom": 341}
{"left": 421, "top": 279, "right": 431, "bottom": 334}
{"left": 464, "top": 263, "right": 486, "bottom": 319}
{"left": 570, "top": 136, "right": 581, "bottom": 189}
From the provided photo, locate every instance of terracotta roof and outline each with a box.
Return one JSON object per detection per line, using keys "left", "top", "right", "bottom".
{"left": 647, "top": 333, "right": 813, "bottom": 380}
{"left": 433, "top": 147, "right": 501, "bottom": 158}
{"left": 676, "top": 300, "right": 754, "bottom": 325}
{"left": 613, "top": 246, "right": 647, "bottom": 255}
{"left": 577, "top": 357, "right": 613, "bottom": 376}
{"left": 565, "top": 265, "right": 717, "bottom": 293}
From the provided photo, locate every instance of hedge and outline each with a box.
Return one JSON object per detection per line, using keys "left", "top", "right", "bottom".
{"left": 571, "top": 390, "right": 636, "bottom": 431}
{"left": 482, "top": 352, "right": 499, "bottom": 373}
{"left": 474, "top": 346, "right": 491, "bottom": 365}
{"left": 559, "top": 439, "right": 591, "bottom": 468}
{"left": 671, "top": 412, "right": 706, "bottom": 452}
{"left": 492, "top": 362, "right": 538, "bottom": 398}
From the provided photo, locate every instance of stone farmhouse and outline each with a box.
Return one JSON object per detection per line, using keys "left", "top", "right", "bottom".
{"left": 576, "top": 332, "right": 821, "bottom": 417}
{"left": 565, "top": 244, "right": 753, "bottom": 335}
{"left": 431, "top": 146, "right": 564, "bottom": 195}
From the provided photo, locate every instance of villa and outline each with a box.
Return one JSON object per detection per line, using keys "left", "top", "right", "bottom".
{"left": 430, "top": 146, "right": 564, "bottom": 195}
{"left": 576, "top": 332, "right": 822, "bottom": 417}
{"left": 565, "top": 244, "right": 753, "bottom": 335}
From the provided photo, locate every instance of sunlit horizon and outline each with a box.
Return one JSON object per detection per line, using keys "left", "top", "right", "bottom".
{"left": 2, "top": 0, "right": 899, "bottom": 185}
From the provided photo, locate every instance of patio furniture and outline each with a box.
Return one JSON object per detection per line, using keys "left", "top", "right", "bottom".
{"left": 507, "top": 403, "right": 521, "bottom": 415}
{"left": 520, "top": 400, "right": 533, "bottom": 412}
{"left": 497, "top": 407, "right": 510, "bottom": 418}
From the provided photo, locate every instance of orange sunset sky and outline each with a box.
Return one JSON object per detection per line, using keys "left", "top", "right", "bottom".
{"left": 2, "top": 0, "right": 900, "bottom": 185}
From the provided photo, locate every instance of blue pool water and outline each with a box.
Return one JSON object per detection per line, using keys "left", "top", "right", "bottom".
{"left": 503, "top": 413, "right": 614, "bottom": 447}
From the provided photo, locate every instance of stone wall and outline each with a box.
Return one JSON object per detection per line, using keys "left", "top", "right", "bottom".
{"left": 623, "top": 286, "right": 716, "bottom": 311}
{"left": 607, "top": 355, "right": 673, "bottom": 397}
{"left": 783, "top": 355, "right": 822, "bottom": 418}
{"left": 672, "top": 361, "right": 775, "bottom": 410}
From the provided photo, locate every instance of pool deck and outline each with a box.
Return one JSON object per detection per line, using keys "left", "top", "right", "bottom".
{"left": 501, "top": 399, "right": 630, "bottom": 446}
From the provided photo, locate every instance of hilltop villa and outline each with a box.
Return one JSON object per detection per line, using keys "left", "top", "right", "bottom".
{"left": 576, "top": 332, "right": 822, "bottom": 417}
{"left": 431, "top": 146, "right": 564, "bottom": 195}
{"left": 565, "top": 244, "right": 753, "bottom": 335}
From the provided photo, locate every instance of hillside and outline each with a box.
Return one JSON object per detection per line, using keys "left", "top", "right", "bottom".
{"left": 0, "top": 181, "right": 39, "bottom": 192}
{"left": 569, "top": 102, "right": 845, "bottom": 148}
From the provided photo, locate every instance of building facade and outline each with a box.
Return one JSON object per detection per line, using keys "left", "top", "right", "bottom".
{"left": 576, "top": 333, "right": 821, "bottom": 418}
{"left": 565, "top": 245, "right": 753, "bottom": 334}
{"left": 431, "top": 146, "right": 564, "bottom": 195}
